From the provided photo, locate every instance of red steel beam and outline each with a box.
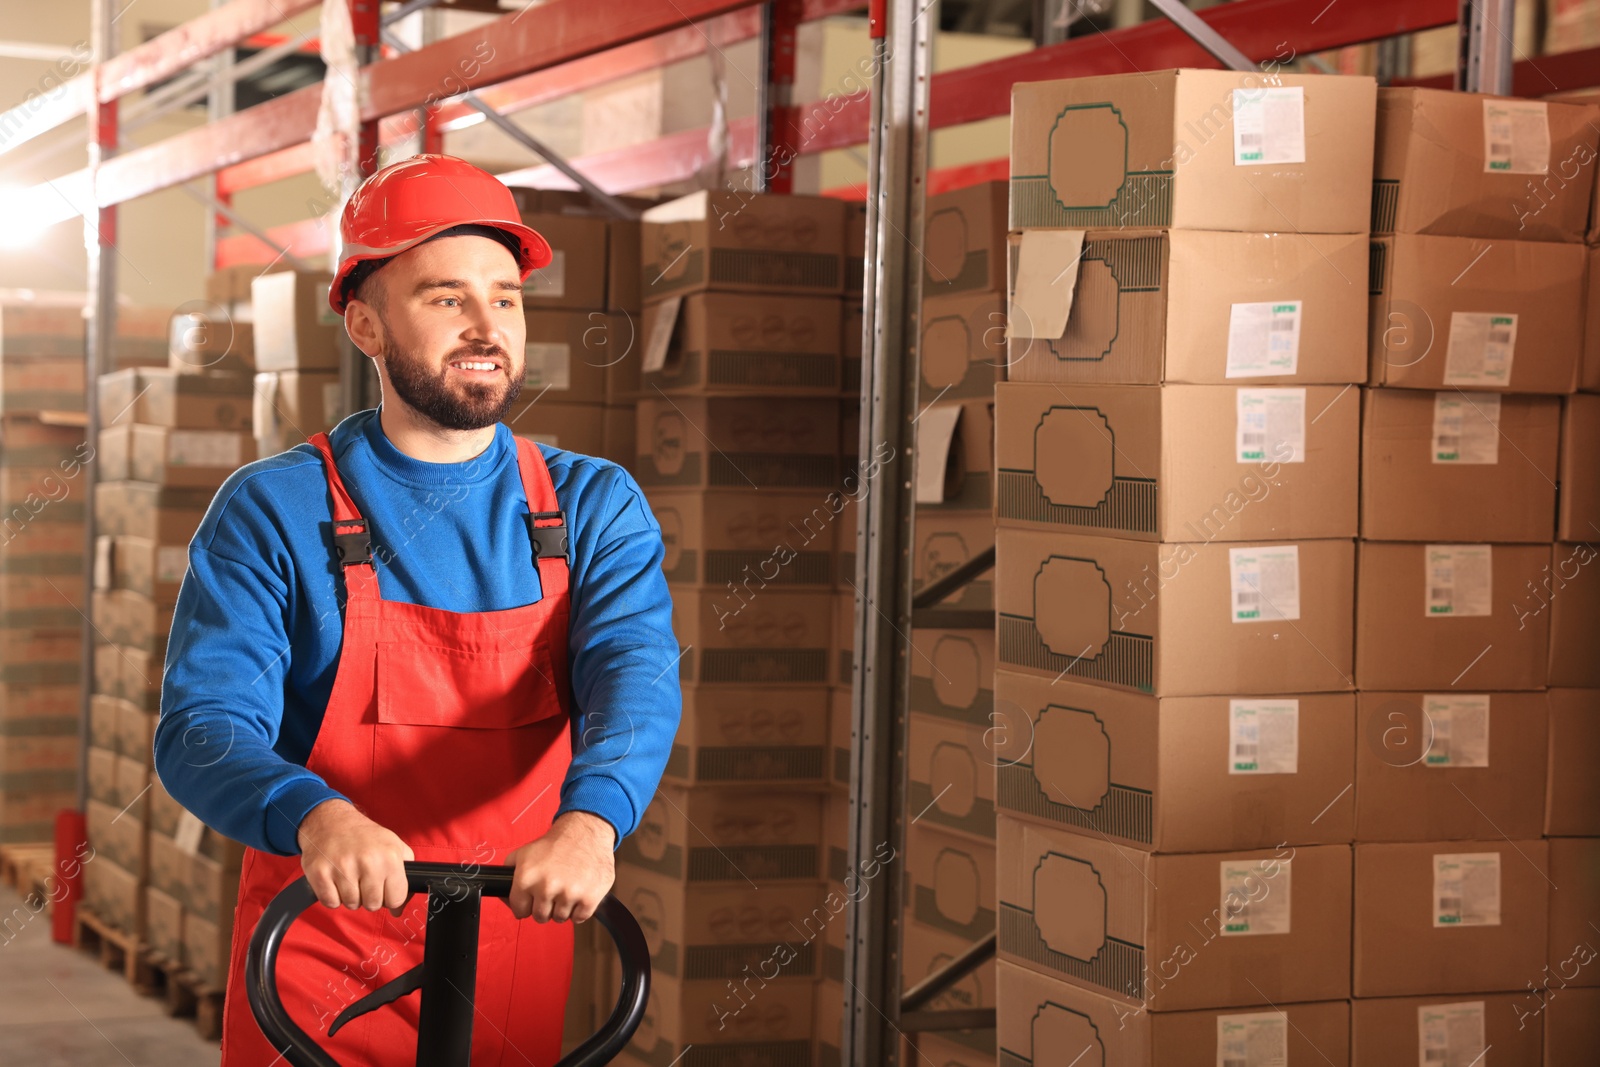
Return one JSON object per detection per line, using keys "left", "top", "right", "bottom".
{"left": 1394, "top": 44, "right": 1600, "bottom": 94}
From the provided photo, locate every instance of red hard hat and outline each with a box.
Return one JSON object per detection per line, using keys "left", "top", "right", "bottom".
{"left": 328, "top": 153, "right": 552, "bottom": 314}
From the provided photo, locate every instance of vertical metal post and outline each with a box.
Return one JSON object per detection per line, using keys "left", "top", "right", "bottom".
{"left": 78, "top": 0, "right": 119, "bottom": 811}
{"left": 1458, "top": 0, "right": 1516, "bottom": 94}
{"left": 843, "top": 0, "right": 933, "bottom": 1063}
{"left": 755, "top": 0, "right": 802, "bottom": 194}
{"left": 415, "top": 882, "right": 482, "bottom": 1067}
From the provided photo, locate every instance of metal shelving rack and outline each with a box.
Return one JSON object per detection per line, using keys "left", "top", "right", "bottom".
{"left": 4, "top": 0, "right": 1598, "bottom": 1061}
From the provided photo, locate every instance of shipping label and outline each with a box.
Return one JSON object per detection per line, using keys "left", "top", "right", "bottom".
{"left": 1229, "top": 545, "right": 1302, "bottom": 623}
{"left": 1417, "top": 1001, "right": 1487, "bottom": 1067}
{"left": 1235, "top": 388, "right": 1305, "bottom": 463}
{"left": 1226, "top": 301, "right": 1302, "bottom": 378}
{"left": 1216, "top": 1012, "right": 1288, "bottom": 1067}
{"left": 1425, "top": 545, "right": 1493, "bottom": 617}
{"left": 1233, "top": 86, "right": 1306, "bottom": 166}
{"left": 1444, "top": 312, "right": 1517, "bottom": 388}
{"left": 1483, "top": 99, "right": 1550, "bottom": 174}
{"left": 643, "top": 295, "right": 682, "bottom": 372}
{"left": 523, "top": 248, "right": 567, "bottom": 299}
{"left": 1220, "top": 858, "right": 1292, "bottom": 936}
{"left": 156, "top": 546, "right": 188, "bottom": 584}
{"left": 1229, "top": 699, "right": 1300, "bottom": 775}
{"left": 1431, "top": 393, "right": 1501, "bottom": 464}
{"left": 1433, "top": 852, "right": 1501, "bottom": 927}
{"left": 523, "top": 342, "right": 572, "bottom": 391}
{"left": 1422, "top": 695, "right": 1491, "bottom": 768}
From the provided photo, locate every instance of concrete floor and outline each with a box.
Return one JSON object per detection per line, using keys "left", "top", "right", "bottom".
{"left": 0, "top": 884, "right": 222, "bottom": 1067}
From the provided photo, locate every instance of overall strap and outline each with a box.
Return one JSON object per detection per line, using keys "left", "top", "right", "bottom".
{"left": 513, "top": 436, "right": 570, "bottom": 599}
{"left": 308, "top": 432, "right": 381, "bottom": 600}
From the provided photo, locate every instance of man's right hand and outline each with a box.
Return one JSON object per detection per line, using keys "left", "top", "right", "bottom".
{"left": 296, "top": 798, "right": 414, "bottom": 912}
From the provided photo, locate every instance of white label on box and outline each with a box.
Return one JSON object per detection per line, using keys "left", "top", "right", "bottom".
{"left": 1433, "top": 852, "right": 1501, "bottom": 927}
{"left": 1444, "top": 312, "right": 1517, "bottom": 387}
{"left": 1417, "top": 1001, "right": 1487, "bottom": 1067}
{"left": 1006, "top": 229, "right": 1086, "bottom": 341}
{"left": 321, "top": 382, "right": 345, "bottom": 428}
{"left": 523, "top": 342, "right": 572, "bottom": 391}
{"left": 1425, "top": 545, "right": 1493, "bottom": 617}
{"left": 1431, "top": 393, "right": 1501, "bottom": 464}
{"left": 643, "top": 295, "right": 682, "bottom": 373}
{"left": 1225, "top": 301, "right": 1302, "bottom": 378}
{"left": 167, "top": 430, "right": 241, "bottom": 468}
{"left": 1220, "top": 857, "right": 1292, "bottom": 936}
{"left": 156, "top": 546, "right": 188, "bottom": 584}
{"left": 1216, "top": 1012, "right": 1288, "bottom": 1067}
{"left": 174, "top": 810, "right": 205, "bottom": 857}
{"left": 1235, "top": 388, "right": 1305, "bottom": 464}
{"left": 1423, "top": 694, "right": 1491, "bottom": 768}
{"left": 316, "top": 282, "right": 341, "bottom": 327}
{"left": 523, "top": 248, "right": 566, "bottom": 299}
{"left": 1232, "top": 86, "right": 1306, "bottom": 166}
{"left": 1229, "top": 700, "right": 1299, "bottom": 775}
{"left": 914, "top": 404, "right": 964, "bottom": 505}
{"left": 1229, "top": 546, "right": 1301, "bottom": 623}
{"left": 1483, "top": 99, "right": 1550, "bottom": 174}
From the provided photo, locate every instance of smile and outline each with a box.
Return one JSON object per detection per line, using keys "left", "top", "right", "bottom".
{"left": 450, "top": 360, "right": 501, "bottom": 371}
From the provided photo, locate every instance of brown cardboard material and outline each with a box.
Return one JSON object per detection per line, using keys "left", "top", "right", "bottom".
{"left": 618, "top": 968, "right": 814, "bottom": 1067}
{"left": 168, "top": 311, "right": 253, "bottom": 376}
{"left": 521, "top": 308, "right": 632, "bottom": 404}
{"left": 502, "top": 402, "right": 606, "bottom": 457}
{"left": 1368, "top": 234, "right": 1585, "bottom": 393}
{"left": 204, "top": 262, "right": 290, "bottom": 307}
{"left": 919, "top": 290, "right": 1005, "bottom": 400}
{"left": 1355, "top": 541, "right": 1552, "bottom": 690}
{"left": 641, "top": 191, "right": 845, "bottom": 302}
{"left": 913, "top": 509, "right": 993, "bottom": 613}
{"left": 1545, "top": 987, "right": 1600, "bottom": 1065}
{"left": 1351, "top": 994, "right": 1542, "bottom": 1067}
{"left": 814, "top": 977, "right": 844, "bottom": 1067}
{"left": 649, "top": 489, "right": 840, "bottom": 589}
{"left": 98, "top": 367, "right": 256, "bottom": 430}
{"left": 1546, "top": 544, "right": 1600, "bottom": 687}
{"left": 915, "top": 398, "right": 993, "bottom": 513}
{"left": 1362, "top": 389, "right": 1559, "bottom": 541}
{"left": 829, "top": 685, "right": 850, "bottom": 791}
{"left": 640, "top": 292, "right": 841, "bottom": 395}
{"left": 996, "top": 962, "right": 1352, "bottom": 1067}
{"left": 601, "top": 404, "right": 634, "bottom": 470}
{"left": 993, "top": 670, "right": 1356, "bottom": 851}
{"left": 103, "top": 425, "right": 253, "bottom": 487}
{"left": 517, "top": 212, "right": 609, "bottom": 310}
{"left": 87, "top": 799, "right": 146, "bottom": 876}
{"left": 91, "top": 583, "right": 173, "bottom": 655}
{"left": 906, "top": 823, "right": 994, "bottom": 944}
{"left": 997, "top": 528, "right": 1355, "bottom": 696}
{"left": 509, "top": 187, "right": 658, "bottom": 312}
{"left": 1545, "top": 689, "right": 1600, "bottom": 835}
{"left": 251, "top": 271, "right": 343, "bottom": 372}
{"left": 661, "top": 685, "right": 828, "bottom": 788}
{"left": 907, "top": 712, "right": 995, "bottom": 843}
{"left": 181, "top": 912, "right": 230, "bottom": 989}
{"left": 913, "top": 1033, "right": 995, "bottom": 1067}
{"left": 617, "top": 785, "right": 822, "bottom": 884}
{"left": 998, "top": 814, "right": 1351, "bottom": 1010}
{"left": 840, "top": 300, "right": 861, "bottom": 398}
{"left": 1584, "top": 247, "right": 1600, "bottom": 390}
{"left": 1373, "top": 87, "right": 1600, "bottom": 243}
{"left": 1009, "top": 69, "right": 1376, "bottom": 233}
{"left": 1354, "top": 691, "right": 1549, "bottom": 842}
{"left": 1354, "top": 839, "right": 1550, "bottom": 996}
{"left": 923, "top": 180, "right": 1008, "bottom": 299}
{"left": 843, "top": 200, "right": 865, "bottom": 297}
{"left": 1559, "top": 393, "right": 1600, "bottom": 540}
{"left": 143, "top": 885, "right": 184, "bottom": 964}
{"left": 908, "top": 628, "right": 994, "bottom": 729}
{"left": 669, "top": 586, "right": 832, "bottom": 687}
{"left": 902, "top": 916, "right": 996, "bottom": 1019}
{"left": 1548, "top": 836, "right": 1600, "bottom": 990}
{"left": 102, "top": 535, "right": 187, "bottom": 605}
{"left": 93, "top": 483, "right": 213, "bottom": 542}
{"left": 1005, "top": 230, "right": 1369, "bottom": 385}
{"left": 252, "top": 370, "right": 344, "bottom": 455}
{"left": 82, "top": 856, "right": 144, "bottom": 939}
{"left": 994, "top": 382, "right": 1359, "bottom": 540}
{"left": 633, "top": 396, "right": 840, "bottom": 490}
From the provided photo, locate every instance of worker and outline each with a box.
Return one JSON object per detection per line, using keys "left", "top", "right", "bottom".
{"left": 152, "top": 153, "right": 680, "bottom": 1066}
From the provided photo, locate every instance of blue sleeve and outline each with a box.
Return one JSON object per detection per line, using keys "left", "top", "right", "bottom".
{"left": 559, "top": 462, "right": 679, "bottom": 847}
{"left": 152, "top": 487, "right": 346, "bottom": 857}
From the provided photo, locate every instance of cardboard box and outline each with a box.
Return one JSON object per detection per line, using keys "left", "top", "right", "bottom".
{"left": 993, "top": 671, "right": 1356, "bottom": 851}
{"left": 148, "top": 774, "right": 183, "bottom": 839}
{"left": 503, "top": 401, "right": 606, "bottom": 457}
{"left": 906, "top": 823, "right": 994, "bottom": 944}
{"left": 841, "top": 301, "right": 861, "bottom": 398}
{"left": 1009, "top": 69, "right": 1376, "bottom": 233}
{"left": 843, "top": 200, "right": 865, "bottom": 298}
{"left": 913, "top": 510, "right": 993, "bottom": 614}
{"left": 1354, "top": 691, "right": 1548, "bottom": 842}
{"left": 181, "top": 912, "right": 230, "bottom": 990}
{"left": 251, "top": 271, "right": 343, "bottom": 372}
{"left": 1362, "top": 389, "right": 1559, "bottom": 541}
{"left": 94, "top": 482, "right": 213, "bottom": 542}
{"left": 650, "top": 490, "right": 840, "bottom": 589}
{"left": 85, "top": 745, "right": 116, "bottom": 805}
{"left": 1559, "top": 393, "right": 1600, "bottom": 540}
{"left": 115, "top": 704, "right": 154, "bottom": 767}
{"left": 96, "top": 535, "right": 187, "bottom": 605}
{"left": 613, "top": 862, "right": 827, "bottom": 981}
{"left": 641, "top": 191, "right": 844, "bottom": 302}
{"left": 1548, "top": 545, "right": 1600, "bottom": 687}
{"left": 168, "top": 311, "right": 253, "bottom": 376}
{"left": 640, "top": 292, "right": 841, "bottom": 395}
{"left": 661, "top": 685, "right": 828, "bottom": 787}
{"left": 1545, "top": 987, "right": 1600, "bottom": 1066}
{"left": 98, "top": 367, "right": 255, "bottom": 431}
{"left": 915, "top": 398, "right": 992, "bottom": 513}
{"left": 669, "top": 586, "right": 832, "bottom": 687}
{"left": 521, "top": 308, "right": 636, "bottom": 404}
{"left": 82, "top": 856, "right": 144, "bottom": 938}
{"left": 923, "top": 180, "right": 1007, "bottom": 299}
{"left": 1006, "top": 230, "right": 1369, "bottom": 385}
{"left": 204, "top": 262, "right": 291, "bottom": 307}
{"left": 1373, "top": 88, "right": 1600, "bottom": 243}
{"left": 86, "top": 799, "right": 147, "bottom": 878}
{"left": 1583, "top": 247, "right": 1600, "bottom": 390}
{"left": 617, "top": 785, "right": 822, "bottom": 884}
{"left": 618, "top": 968, "right": 814, "bottom": 1067}
{"left": 252, "top": 370, "right": 344, "bottom": 455}
{"left": 815, "top": 976, "right": 843, "bottom": 1066}
{"left": 90, "top": 589, "right": 171, "bottom": 655}
{"left": 101, "top": 425, "right": 254, "bottom": 487}
{"left": 1368, "top": 234, "right": 1585, "bottom": 393}
{"left": 517, "top": 212, "right": 609, "bottom": 311}
{"left": 997, "top": 528, "right": 1355, "bottom": 696}
{"left": 1355, "top": 541, "right": 1552, "bottom": 690}
{"left": 510, "top": 187, "right": 658, "bottom": 311}
{"left": 87, "top": 695, "right": 119, "bottom": 752}
{"left": 143, "top": 884, "right": 184, "bottom": 964}
{"left": 902, "top": 917, "right": 996, "bottom": 1023}
{"left": 633, "top": 396, "right": 839, "bottom": 489}
{"left": 907, "top": 712, "right": 995, "bottom": 843}
{"left": 829, "top": 686, "right": 850, "bottom": 791}
{"left": 1351, "top": 994, "right": 1542, "bottom": 1067}
{"left": 1548, "top": 836, "right": 1600, "bottom": 990}
{"left": 908, "top": 628, "right": 993, "bottom": 729}
{"left": 997, "top": 962, "right": 1352, "bottom": 1067}
{"left": 919, "top": 290, "right": 1004, "bottom": 401}
{"left": 998, "top": 814, "right": 1351, "bottom": 1010}
{"left": 602, "top": 404, "right": 634, "bottom": 469}
{"left": 0, "top": 354, "right": 84, "bottom": 412}
{"left": 1545, "top": 689, "right": 1600, "bottom": 835}
{"left": 995, "top": 382, "right": 1359, "bottom": 540}
{"left": 1354, "top": 839, "right": 1550, "bottom": 996}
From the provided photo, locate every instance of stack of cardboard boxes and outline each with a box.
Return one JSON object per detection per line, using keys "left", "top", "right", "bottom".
{"left": 618, "top": 189, "right": 850, "bottom": 1067}
{"left": 1355, "top": 86, "right": 1600, "bottom": 1064}
{"left": 991, "top": 70, "right": 1377, "bottom": 1064}
{"left": 250, "top": 270, "right": 347, "bottom": 456}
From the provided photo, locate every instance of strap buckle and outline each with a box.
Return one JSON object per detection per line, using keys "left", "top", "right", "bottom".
{"left": 333, "top": 521, "right": 373, "bottom": 567}
{"left": 526, "top": 510, "right": 569, "bottom": 564}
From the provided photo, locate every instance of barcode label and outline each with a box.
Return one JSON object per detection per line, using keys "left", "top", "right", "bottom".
{"left": 1233, "top": 86, "right": 1305, "bottom": 166}
{"left": 1431, "top": 393, "right": 1500, "bottom": 465}
{"left": 1482, "top": 99, "right": 1550, "bottom": 174}
{"left": 1229, "top": 546, "right": 1301, "bottom": 623}
{"left": 1444, "top": 312, "right": 1517, "bottom": 387}
{"left": 1425, "top": 545, "right": 1493, "bottom": 617}
{"left": 1217, "top": 1011, "right": 1288, "bottom": 1067}
{"left": 1227, "top": 301, "right": 1303, "bottom": 377}
{"left": 1418, "top": 1001, "right": 1487, "bottom": 1067}
{"left": 1235, "top": 388, "right": 1305, "bottom": 463}
{"left": 1229, "top": 700, "right": 1299, "bottom": 775}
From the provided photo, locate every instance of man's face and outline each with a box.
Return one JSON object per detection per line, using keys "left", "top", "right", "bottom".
{"left": 356, "top": 235, "right": 528, "bottom": 431}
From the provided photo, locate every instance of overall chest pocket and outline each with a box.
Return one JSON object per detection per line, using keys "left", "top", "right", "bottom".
{"left": 375, "top": 640, "right": 565, "bottom": 730}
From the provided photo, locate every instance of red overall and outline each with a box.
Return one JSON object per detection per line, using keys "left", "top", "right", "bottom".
{"left": 220, "top": 432, "right": 575, "bottom": 1067}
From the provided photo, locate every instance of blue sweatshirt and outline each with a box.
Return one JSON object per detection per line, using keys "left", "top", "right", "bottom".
{"left": 152, "top": 408, "right": 679, "bottom": 857}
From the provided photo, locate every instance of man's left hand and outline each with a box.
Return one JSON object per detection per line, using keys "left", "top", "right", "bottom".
{"left": 506, "top": 811, "right": 616, "bottom": 923}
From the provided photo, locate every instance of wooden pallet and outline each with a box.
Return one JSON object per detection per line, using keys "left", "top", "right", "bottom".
{"left": 143, "top": 950, "right": 226, "bottom": 1042}
{"left": 73, "top": 906, "right": 160, "bottom": 993}
{"left": 0, "top": 843, "right": 56, "bottom": 904}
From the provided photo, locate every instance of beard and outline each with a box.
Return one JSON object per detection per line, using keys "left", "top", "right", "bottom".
{"left": 381, "top": 334, "right": 522, "bottom": 432}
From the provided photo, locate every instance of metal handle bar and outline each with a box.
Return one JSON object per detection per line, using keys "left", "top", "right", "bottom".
{"left": 245, "top": 862, "right": 650, "bottom": 1067}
